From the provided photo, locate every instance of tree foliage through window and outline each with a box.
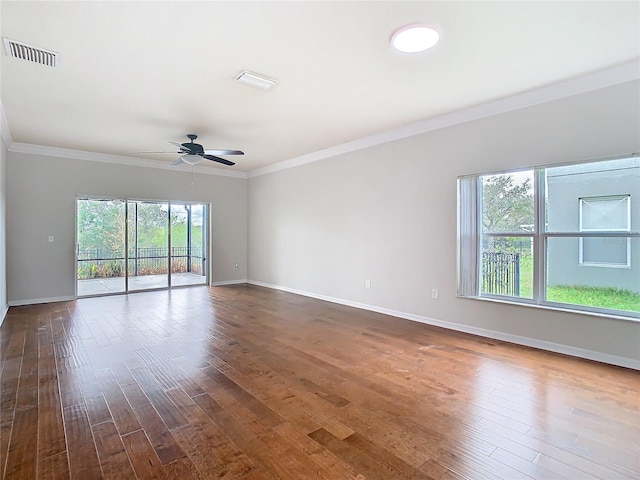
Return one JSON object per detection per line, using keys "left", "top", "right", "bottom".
{"left": 482, "top": 173, "right": 534, "bottom": 233}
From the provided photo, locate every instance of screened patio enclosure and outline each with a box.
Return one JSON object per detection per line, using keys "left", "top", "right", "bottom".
{"left": 76, "top": 198, "right": 208, "bottom": 297}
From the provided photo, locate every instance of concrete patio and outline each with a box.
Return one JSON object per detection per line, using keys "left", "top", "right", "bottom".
{"left": 77, "top": 272, "right": 206, "bottom": 296}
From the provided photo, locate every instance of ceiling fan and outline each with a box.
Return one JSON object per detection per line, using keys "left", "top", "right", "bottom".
{"left": 132, "top": 134, "right": 243, "bottom": 166}
{"left": 168, "top": 134, "right": 243, "bottom": 166}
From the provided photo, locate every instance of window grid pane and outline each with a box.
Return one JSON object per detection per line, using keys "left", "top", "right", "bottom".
{"left": 481, "top": 235, "right": 533, "bottom": 299}
{"left": 481, "top": 171, "right": 534, "bottom": 233}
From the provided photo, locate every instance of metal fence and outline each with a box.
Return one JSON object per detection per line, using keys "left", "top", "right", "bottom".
{"left": 482, "top": 252, "right": 520, "bottom": 296}
{"left": 77, "top": 247, "right": 204, "bottom": 279}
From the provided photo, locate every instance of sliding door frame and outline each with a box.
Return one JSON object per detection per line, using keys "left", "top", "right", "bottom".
{"left": 75, "top": 195, "right": 210, "bottom": 298}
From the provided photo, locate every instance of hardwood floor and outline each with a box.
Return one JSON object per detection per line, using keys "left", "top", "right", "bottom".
{"left": 1, "top": 284, "right": 638, "bottom": 479}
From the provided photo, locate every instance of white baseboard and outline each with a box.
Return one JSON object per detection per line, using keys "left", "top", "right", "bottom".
{"left": 248, "top": 280, "right": 640, "bottom": 370}
{"left": 0, "top": 304, "right": 8, "bottom": 327}
{"left": 210, "top": 279, "right": 248, "bottom": 287}
{"left": 8, "top": 295, "right": 75, "bottom": 307}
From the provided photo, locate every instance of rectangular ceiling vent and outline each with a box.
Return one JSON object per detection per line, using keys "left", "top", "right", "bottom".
{"left": 3, "top": 37, "right": 58, "bottom": 67}
{"left": 234, "top": 70, "right": 278, "bottom": 90}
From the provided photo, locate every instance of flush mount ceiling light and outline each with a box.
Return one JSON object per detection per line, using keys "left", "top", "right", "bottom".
{"left": 391, "top": 24, "right": 440, "bottom": 53}
{"left": 234, "top": 70, "right": 278, "bottom": 90}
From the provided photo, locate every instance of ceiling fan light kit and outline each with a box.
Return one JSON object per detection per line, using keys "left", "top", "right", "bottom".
{"left": 178, "top": 155, "right": 201, "bottom": 166}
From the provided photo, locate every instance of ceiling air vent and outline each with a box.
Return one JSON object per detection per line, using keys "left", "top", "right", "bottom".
{"left": 3, "top": 38, "right": 58, "bottom": 67}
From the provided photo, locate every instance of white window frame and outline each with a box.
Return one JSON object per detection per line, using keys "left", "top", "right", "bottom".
{"left": 578, "top": 195, "right": 631, "bottom": 268}
{"left": 457, "top": 156, "right": 640, "bottom": 320}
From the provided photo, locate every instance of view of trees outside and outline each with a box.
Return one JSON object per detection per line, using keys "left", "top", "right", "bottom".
{"left": 77, "top": 199, "right": 205, "bottom": 279}
{"left": 482, "top": 172, "right": 534, "bottom": 234}
{"left": 171, "top": 204, "right": 204, "bottom": 250}
{"left": 77, "top": 199, "right": 126, "bottom": 256}
{"left": 77, "top": 199, "right": 126, "bottom": 278}
{"left": 481, "top": 172, "right": 534, "bottom": 298}
{"left": 127, "top": 201, "right": 169, "bottom": 278}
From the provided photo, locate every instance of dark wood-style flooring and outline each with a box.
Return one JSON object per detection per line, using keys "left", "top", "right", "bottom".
{"left": 1, "top": 285, "right": 638, "bottom": 479}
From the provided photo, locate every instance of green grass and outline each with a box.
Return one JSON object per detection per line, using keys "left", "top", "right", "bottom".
{"left": 516, "top": 256, "right": 640, "bottom": 312}
{"left": 546, "top": 285, "right": 640, "bottom": 312}
{"left": 519, "top": 256, "right": 533, "bottom": 298}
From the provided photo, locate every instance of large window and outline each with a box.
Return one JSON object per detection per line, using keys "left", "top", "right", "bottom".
{"left": 458, "top": 156, "right": 640, "bottom": 318}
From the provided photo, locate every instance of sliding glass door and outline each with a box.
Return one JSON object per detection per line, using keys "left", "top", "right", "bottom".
{"left": 170, "top": 204, "right": 207, "bottom": 287}
{"left": 127, "top": 201, "right": 169, "bottom": 291}
{"left": 76, "top": 198, "right": 127, "bottom": 296}
{"left": 76, "top": 197, "right": 208, "bottom": 297}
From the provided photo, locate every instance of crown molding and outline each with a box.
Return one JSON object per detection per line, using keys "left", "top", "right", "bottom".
{"left": 4, "top": 60, "right": 638, "bottom": 179}
{"left": 8, "top": 142, "right": 247, "bottom": 179}
{"left": 0, "top": 100, "right": 13, "bottom": 148}
{"left": 247, "top": 59, "right": 640, "bottom": 178}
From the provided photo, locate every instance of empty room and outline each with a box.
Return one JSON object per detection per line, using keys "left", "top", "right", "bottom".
{"left": 1, "top": 1, "right": 639, "bottom": 479}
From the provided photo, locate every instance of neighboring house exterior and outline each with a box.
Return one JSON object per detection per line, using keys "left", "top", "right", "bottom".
{"left": 546, "top": 157, "right": 640, "bottom": 293}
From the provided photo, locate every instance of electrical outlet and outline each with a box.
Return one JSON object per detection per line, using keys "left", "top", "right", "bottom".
{"left": 431, "top": 289, "right": 438, "bottom": 299}
{"left": 365, "top": 279, "right": 371, "bottom": 289}
{"left": 234, "top": 263, "right": 239, "bottom": 269}
{"left": 48, "top": 236, "right": 54, "bottom": 243}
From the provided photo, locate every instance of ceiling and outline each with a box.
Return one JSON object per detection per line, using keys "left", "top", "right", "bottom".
{"left": 1, "top": 1, "right": 639, "bottom": 173}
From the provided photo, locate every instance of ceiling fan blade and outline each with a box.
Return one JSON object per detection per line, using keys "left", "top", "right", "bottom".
{"left": 204, "top": 149, "right": 244, "bottom": 156}
{"left": 131, "top": 151, "right": 176, "bottom": 155}
{"left": 202, "top": 154, "right": 235, "bottom": 166}
{"left": 169, "top": 140, "right": 192, "bottom": 153}
{"left": 171, "top": 157, "right": 185, "bottom": 166}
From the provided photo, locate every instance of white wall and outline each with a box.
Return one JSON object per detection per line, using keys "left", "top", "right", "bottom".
{"left": 0, "top": 137, "right": 7, "bottom": 324}
{"left": 6, "top": 154, "right": 247, "bottom": 304}
{"left": 248, "top": 81, "right": 640, "bottom": 368}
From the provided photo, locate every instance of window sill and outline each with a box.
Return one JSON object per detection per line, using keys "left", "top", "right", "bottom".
{"left": 458, "top": 294, "right": 640, "bottom": 323}
{"left": 578, "top": 263, "right": 631, "bottom": 269}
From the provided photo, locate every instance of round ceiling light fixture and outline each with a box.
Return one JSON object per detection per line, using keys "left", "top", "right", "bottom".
{"left": 391, "top": 24, "right": 440, "bottom": 53}
{"left": 181, "top": 154, "right": 200, "bottom": 165}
